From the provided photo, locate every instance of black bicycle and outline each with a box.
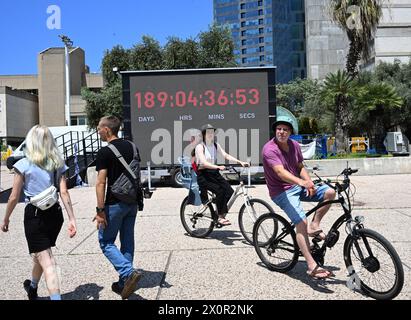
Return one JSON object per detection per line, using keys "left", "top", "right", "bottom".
{"left": 180, "top": 166, "right": 275, "bottom": 244}
{"left": 252, "top": 167, "right": 404, "bottom": 300}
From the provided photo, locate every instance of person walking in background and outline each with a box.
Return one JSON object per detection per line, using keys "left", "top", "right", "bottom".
{"left": 1, "top": 125, "right": 77, "bottom": 300}
{"left": 94, "top": 116, "right": 142, "bottom": 300}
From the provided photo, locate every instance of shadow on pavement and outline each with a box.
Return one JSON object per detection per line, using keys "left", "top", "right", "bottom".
{"left": 256, "top": 261, "right": 346, "bottom": 295}
{"left": 59, "top": 269, "right": 172, "bottom": 300}
{"left": 210, "top": 229, "right": 245, "bottom": 246}
{"left": 62, "top": 283, "right": 104, "bottom": 300}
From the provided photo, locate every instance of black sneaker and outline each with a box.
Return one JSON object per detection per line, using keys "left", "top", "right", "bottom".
{"left": 121, "top": 271, "right": 142, "bottom": 300}
{"left": 111, "top": 282, "right": 123, "bottom": 296}
{"left": 23, "top": 279, "right": 38, "bottom": 300}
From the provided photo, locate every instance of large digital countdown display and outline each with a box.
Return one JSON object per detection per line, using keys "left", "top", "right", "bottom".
{"left": 122, "top": 67, "right": 276, "bottom": 167}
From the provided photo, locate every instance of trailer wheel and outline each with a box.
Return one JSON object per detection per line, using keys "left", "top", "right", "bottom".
{"left": 171, "top": 168, "right": 184, "bottom": 188}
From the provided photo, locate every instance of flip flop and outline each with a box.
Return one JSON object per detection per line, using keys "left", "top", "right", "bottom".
{"left": 306, "top": 265, "right": 333, "bottom": 280}
{"left": 217, "top": 217, "right": 231, "bottom": 226}
{"left": 308, "top": 229, "right": 326, "bottom": 241}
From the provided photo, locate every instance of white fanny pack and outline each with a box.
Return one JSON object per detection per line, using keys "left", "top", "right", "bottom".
{"left": 30, "top": 185, "right": 59, "bottom": 210}
{"left": 29, "top": 170, "right": 59, "bottom": 211}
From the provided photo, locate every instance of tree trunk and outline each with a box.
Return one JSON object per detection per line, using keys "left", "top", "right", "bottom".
{"left": 371, "top": 106, "right": 387, "bottom": 154}
{"left": 334, "top": 95, "right": 350, "bottom": 154}
{"left": 346, "top": 35, "right": 362, "bottom": 78}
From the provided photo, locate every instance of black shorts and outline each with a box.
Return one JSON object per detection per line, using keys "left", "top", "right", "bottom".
{"left": 24, "top": 203, "right": 64, "bottom": 254}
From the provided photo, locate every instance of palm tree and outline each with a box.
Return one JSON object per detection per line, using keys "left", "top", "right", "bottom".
{"left": 322, "top": 70, "right": 357, "bottom": 153}
{"left": 329, "top": 0, "right": 384, "bottom": 77}
{"left": 355, "top": 83, "right": 403, "bottom": 153}
{"left": 328, "top": 1, "right": 385, "bottom": 152}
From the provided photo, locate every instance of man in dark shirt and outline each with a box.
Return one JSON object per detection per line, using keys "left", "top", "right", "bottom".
{"left": 94, "top": 115, "right": 142, "bottom": 299}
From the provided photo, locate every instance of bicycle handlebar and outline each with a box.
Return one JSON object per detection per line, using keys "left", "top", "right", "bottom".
{"left": 313, "top": 167, "right": 358, "bottom": 193}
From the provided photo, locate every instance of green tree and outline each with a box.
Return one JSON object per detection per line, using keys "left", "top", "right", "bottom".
{"left": 129, "top": 35, "right": 164, "bottom": 70}
{"left": 329, "top": 0, "right": 384, "bottom": 77}
{"left": 198, "top": 24, "right": 237, "bottom": 68}
{"left": 83, "top": 26, "right": 237, "bottom": 127}
{"left": 298, "top": 117, "right": 319, "bottom": 134}
{"left": 328, "top": 1, "right": 385, "bottom": 152}
{"left": 276, "top": 78, "right": 323, "bottom": 113}
{"left": 82, "top": 80, "right": 123, "bottom": 128}
{"left": 372, "top": 60, "right": 411, "bottom": 138}
{"left": 163, "top": 37, "right": 200, "bottom": 69}
{"left": 101, "top": 45, "right": 130, "bottom": 86}
{"left": 354, "top": 82, "right": 403, "bottom": 152}
{"left": 322, "top": 70, "right": 358, "bottom": 153}
{"left": 276, "top": 78, "right": 332, "bottom": 133}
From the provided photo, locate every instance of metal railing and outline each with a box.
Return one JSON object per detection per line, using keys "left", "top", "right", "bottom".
{"left": 55, "top": 130, "right": 102, "bottom": 187}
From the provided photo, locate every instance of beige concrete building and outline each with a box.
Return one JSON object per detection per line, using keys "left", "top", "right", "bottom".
{"left": 0, "top": 46, "right": 103, "bottom": 145}
{"left": 0, "top": 87, "right": 38, "bottom": 145}
{"left": 363, "top": 0, "right": 411, "bottom": 70}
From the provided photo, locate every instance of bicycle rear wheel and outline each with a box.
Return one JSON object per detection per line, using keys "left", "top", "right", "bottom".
{"left": 343, "top": 228, "right": 404, "bottom": 300}
{"left": 238, "top": 198, "right": 275, "bottom": 244}
{"left": 180, "top": 196, "right": 215, "bottom": 238}
{"left": 253, "top": 213, "right": 298, "bottom": 272}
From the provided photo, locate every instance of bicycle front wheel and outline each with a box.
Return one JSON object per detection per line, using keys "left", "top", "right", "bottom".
{"left": 253, "top": 213, "right": 298, "bottom": 273}
{"left": 238, "top": 198, "right": 275, "bottom": 244}
{"left": 343, "top": 228, "right": 404, "bottom": 300}
{"left": 180, "top": 196, "right": 215, "bottom": 238}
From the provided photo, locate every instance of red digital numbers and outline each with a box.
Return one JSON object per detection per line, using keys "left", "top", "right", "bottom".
{"left": 134, "top": 89, "right": 261, "bottom": 110}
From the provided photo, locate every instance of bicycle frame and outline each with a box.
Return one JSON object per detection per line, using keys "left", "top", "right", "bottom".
{"left": 226, "top": 181, "right": 249, "bottom": 211}
{"left": 272, "top": 181, "right": 356, "bottom": 252}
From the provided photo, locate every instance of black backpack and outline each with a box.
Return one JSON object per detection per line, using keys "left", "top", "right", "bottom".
{"left": 108, "top": 141, "right": 146, "bottom": 211}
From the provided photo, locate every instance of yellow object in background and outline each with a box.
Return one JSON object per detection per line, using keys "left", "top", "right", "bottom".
{"left": 350, "top": 137, "right": 368, "bottom": 153}
{"left": 1, "top": 146, "right": 13, "bottom": 161}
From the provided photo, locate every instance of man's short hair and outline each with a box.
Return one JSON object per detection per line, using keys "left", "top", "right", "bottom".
{"left": 100, "top": 116, "right": 122, "bottom": 136}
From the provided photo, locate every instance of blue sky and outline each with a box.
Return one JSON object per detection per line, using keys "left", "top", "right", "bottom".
{"left": 0, "top": 0, "right": 214, "bottom": 75}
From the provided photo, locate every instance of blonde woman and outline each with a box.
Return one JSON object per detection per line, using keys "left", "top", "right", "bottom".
{"left": 1, "top": 125, "right": 77, "bottom": 300}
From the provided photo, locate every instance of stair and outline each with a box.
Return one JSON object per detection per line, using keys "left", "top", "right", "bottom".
{"left": 55, "top": 130, "right": 102, "bottom": 189}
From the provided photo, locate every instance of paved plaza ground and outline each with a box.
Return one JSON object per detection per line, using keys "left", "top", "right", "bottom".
{"left": 0, "top": 165, "right": 410, "bottom": 300}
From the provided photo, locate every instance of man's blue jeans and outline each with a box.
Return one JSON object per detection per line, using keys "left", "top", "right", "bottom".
{"left": 98, "top": 202, "right": 138, "bottom": 286}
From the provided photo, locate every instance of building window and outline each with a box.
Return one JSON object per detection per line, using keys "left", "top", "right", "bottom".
{"left": 242, "top": 57, "right": 247, "bottom": 63}
{"left": 258, "top": 9, "right": 263, "bottom": 15}
{"left": 241, "top": 12, "right": 246, "bottom": 18}
{"left": 241, "top": 21, "right": 246, "bottom": 27}
{"left": 71, "top": 116, "right": 87, "bottom": 126}
{"left": 291, "top": 0, "right": 303, "bottom": 11}
{"left": 258, "top": 18, "right": 264, "bottom": 25}
{"left": 260, "top": 55, "right": 265, "bottom": 61}
{"left": 259, "top": 28, "right": 264, "bottom": 34}
{"left": 242, "top": 48, "right": 247, "bottom": 54}
{"left": 259, "top": 46, "right": 264, "bottom": 52}
{"left": 259, "top": 37, "right": 264, "bottom": 43}
{"left": 241, "top": 30, "right": 246, "bottom": 36}
{"left": 240, "top": 3, "right": 245, "bottom": 10}
{"left": 258, "top": 0, "right": 263, "bottom": 6}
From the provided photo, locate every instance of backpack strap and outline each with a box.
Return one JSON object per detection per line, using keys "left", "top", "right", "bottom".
{"left": 125, "top": 140, "right": 141, "bottom": 162}
{"left": 107, "top": 144, "right": 137, "bottom": 180}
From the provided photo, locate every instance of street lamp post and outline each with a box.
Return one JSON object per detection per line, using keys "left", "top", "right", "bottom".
{"left": 59, "top": 35, "right": 73, "bottom": 126}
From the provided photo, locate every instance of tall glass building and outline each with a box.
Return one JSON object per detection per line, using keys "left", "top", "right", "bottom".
{"left": 214, "top": 0, "right": 306, "bottom": 83}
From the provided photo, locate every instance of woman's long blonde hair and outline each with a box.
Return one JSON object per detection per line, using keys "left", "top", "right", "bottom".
{"left": 25, "top": 125, "right": 65, "bottom": 171}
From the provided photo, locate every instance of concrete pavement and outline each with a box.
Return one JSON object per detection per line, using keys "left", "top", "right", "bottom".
{"left": 0, "top": 172, "right": 410, "bottom": 300}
